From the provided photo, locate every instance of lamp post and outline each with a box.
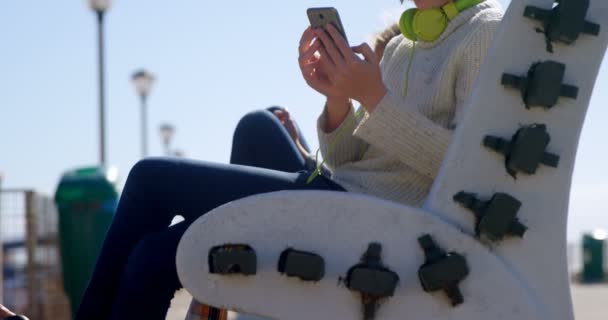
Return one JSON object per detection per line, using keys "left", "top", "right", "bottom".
{"left": 131, "top": 69, "right": 155, "bottom": 158}
{"left": 88, "top": 0, "right": 111, "bottom": 165}
{"left": 159, "top": 123, "right": 175, "bottom": 156}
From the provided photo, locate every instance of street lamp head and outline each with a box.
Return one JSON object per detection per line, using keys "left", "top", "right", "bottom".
{"left": 88, "top": 0, "right": 111, "bottom": 12}
{"left": 132, "top": 69, "right": 155, "bottom": 98}
{"left": 159, "top": 123, "right": 175, "bottom": 145}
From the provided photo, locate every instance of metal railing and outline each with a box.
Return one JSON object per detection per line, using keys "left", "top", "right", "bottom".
{"left": 0, "top": 176, "right": 3, "bottom": 305}
{"left": 1, "top": 188, "right": 70, "bottom": 319}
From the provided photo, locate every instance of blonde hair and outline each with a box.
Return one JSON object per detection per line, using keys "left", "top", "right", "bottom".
{"left": 373, "top": 23, "right": 402, "bottom": 53}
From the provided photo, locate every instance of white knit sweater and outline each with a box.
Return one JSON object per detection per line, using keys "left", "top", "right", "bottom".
{"left": 317, "top": 0, "right": 503, "bottom": 207}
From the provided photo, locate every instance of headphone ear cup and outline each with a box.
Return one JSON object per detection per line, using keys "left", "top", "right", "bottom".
{"left": 412, "top": 8, "right": 449, "bottom": 42}
{"left": 400, "top": 8, "right": 419, "bottom": 41}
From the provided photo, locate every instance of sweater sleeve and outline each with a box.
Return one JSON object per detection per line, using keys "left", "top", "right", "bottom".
{"left": 316, "top": 103, "right": 368, "bottom": 170}
{"left": 352, "top": 21, "right": 499, "bottom": 179}
{"left": 315, "top": 36, "right": 405, "bottom": 170}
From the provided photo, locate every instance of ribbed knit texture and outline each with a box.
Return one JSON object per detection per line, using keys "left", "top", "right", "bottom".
{"left": 317, "top": 0, "right": 503, "bottom": 207}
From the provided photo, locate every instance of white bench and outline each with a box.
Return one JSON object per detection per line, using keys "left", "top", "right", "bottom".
{"left": 177, "top": 0, "right": 608, "bottom": 319}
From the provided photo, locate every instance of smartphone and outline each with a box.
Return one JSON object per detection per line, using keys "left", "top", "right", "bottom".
{"left": 307, "top": 7, "right": 348, "bottom": 43}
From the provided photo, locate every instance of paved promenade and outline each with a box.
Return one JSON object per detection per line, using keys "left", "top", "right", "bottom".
{"left": 571, "top": 283, "right": 608, "bottom": 320}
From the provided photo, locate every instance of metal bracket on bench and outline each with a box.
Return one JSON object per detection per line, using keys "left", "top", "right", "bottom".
{"left": 502, "top": 61, "right": 578, "bottom": 109}
{"left": 346, "top": 243, "right": 399, "bottom": 320}
{"left": 483, "top": 124, "right": 560, "bottom": 178}
{"left": 208, "top": 244, "right": 257, "bottom": 275}
{"left": 454, "top": 192, "right": 527, "bottom": 242}
{"left": 418, "top": 235, "right": 470, "bottom": 306}
{"left": 524, "top": 0, "right": 600, "bottom": 52}
{"left": 278, "top": 248, "right": 325, "bottom": 282}
{"left": 5, "top": 316, "right": 30, "bottom": 320}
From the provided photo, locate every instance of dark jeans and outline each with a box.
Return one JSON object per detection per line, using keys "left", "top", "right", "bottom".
{"left": 231, "top": 108, "right": 312, "bottom": 171}
{"left": 76, "top": 109, "right": 343, "bottom": 320}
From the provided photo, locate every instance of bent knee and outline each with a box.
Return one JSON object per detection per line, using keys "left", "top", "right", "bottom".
{"left": 235, "top": 110, "right": 278, "bottom": 135}
{"left": 128, "top": 158, "right": 174, "bottom": 183}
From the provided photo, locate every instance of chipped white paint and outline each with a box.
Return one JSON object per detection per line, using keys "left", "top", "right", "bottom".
{"left": 178, "top": 191, "right": 543, "bottom": 320}
{"left": 425, "top": 0, "right": 608, "bottom": 319}
{"left": 178, "top": 0, "right": 608, "bottom": 319}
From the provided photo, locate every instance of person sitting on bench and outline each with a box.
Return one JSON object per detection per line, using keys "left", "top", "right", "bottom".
{"left": 75, "top": 1, "right": 503, "bottom": 318}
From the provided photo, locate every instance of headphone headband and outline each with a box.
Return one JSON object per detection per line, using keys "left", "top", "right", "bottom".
{"left": 400, "top": 0, "right": 485, "bottom": 42}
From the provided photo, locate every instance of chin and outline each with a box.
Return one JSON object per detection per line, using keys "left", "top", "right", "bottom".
{"left": 414, "top": 0, "right": 443, "bottom": 10}
{"left": 414, "top": 0, "right": 431, "bottom": 9}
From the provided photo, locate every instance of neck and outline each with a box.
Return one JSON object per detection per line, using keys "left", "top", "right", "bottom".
{"left": 414, "top": 0, "right": 453, "bottom": 10}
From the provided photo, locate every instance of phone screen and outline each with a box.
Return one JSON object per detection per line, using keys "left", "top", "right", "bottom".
{"left": 307, "top": 7, "right": 348, "bottom": 43}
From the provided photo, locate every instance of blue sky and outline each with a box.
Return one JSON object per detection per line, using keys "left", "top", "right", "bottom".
{"left": 1, "top": 0, "right": 606, "bottom": 240}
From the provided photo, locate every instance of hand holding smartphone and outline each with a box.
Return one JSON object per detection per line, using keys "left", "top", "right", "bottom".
{"left": 304, "top": 7, "right": 386, "bottom": 112}
{"left": 307, "top": 7, "right": 349, "bottom": 44}
{"left": 301, "top": 7, "right": 382, "bottom": 111}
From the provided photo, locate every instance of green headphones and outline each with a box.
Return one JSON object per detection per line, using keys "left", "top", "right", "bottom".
{"left": 400, "top": 0, "right": 485, "bottom": 42}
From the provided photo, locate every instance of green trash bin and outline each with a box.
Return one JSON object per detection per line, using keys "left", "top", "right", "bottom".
{"left": 581, "top": 231, "right": 606, "bottom": 283}
{"left": 54, "top": 166, "right": 120, "bottom": 316}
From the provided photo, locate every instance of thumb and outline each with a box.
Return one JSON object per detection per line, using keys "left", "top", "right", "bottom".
{"left": 352, "top": 43, "right": 378, "bottom": 64}
{"left": 272, "top": 109, "right": 286, "bottom": 120}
